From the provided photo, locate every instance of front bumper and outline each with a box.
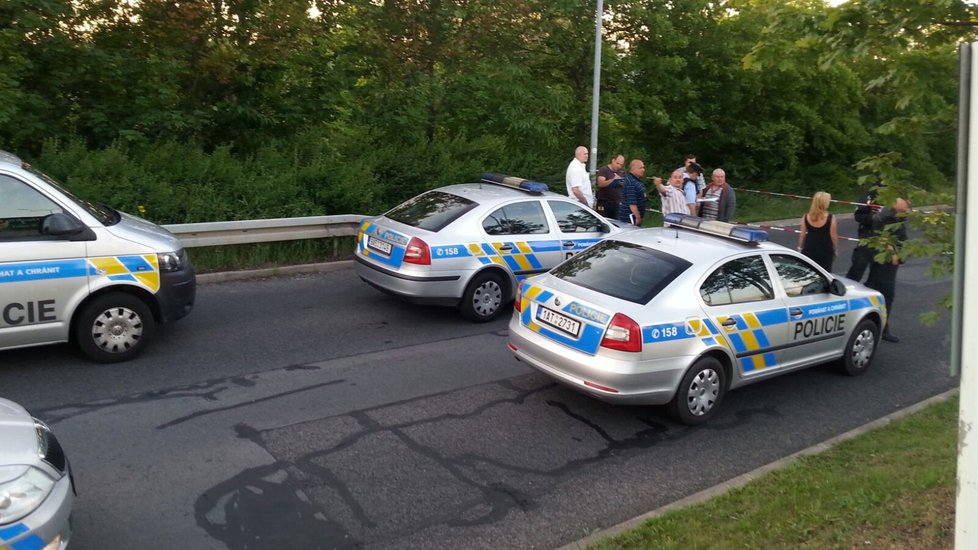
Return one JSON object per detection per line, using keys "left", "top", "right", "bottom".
{"left": 508, "top": 314, "right": 691, "bottom": 405}
{"left": 157, "top": 261, "right": 196, "bottom": 324}
{"left": 0, "top": 471, "right": 73, "bottom": 550}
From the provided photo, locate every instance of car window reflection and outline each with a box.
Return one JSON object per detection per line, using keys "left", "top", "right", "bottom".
{"left": 548, "top": 200, "right": 607, "bottom": 233}
{"left": 700, "top": 255, "right": 774, "bottom": 306}
{"left": 483, "top": 201, "right": 549, "bottom": 235}
{"left": 771, "top": 254, "right": 829, "bottom": 297}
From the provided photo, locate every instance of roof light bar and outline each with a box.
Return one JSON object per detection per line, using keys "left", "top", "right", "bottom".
{"left": 480, "top": 173, "right": 549, "bottom": 194}
{"left": 663, "top": 213, "right": 768, "bottom": 244}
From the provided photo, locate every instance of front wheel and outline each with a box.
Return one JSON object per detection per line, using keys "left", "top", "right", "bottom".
{"left": 75, "top": 293, "right": 155, "bottom": 363}
{"left": 459, "top": 271, "right": 509, "bottom": 322}
{"left": 839, "top": 318, "right": 879, "bottom": 376}
{"left": 668, "top": 357, "right": 726, "bottom": 426}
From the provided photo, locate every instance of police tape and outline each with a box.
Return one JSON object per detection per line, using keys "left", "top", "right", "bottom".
{"left": 730, "top": 187, "right": 880, "bottom": 209}
{"left": 738, "top": 222, "right": 862, "bottom": 243}
{"left": 642, "top": 207, "right": 862, "bottom": 243}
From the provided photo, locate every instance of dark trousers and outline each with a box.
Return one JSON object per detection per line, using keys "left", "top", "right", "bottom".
{"left": 846, "top": 245, "right": 874, "bottom": 282}
{"left": 865, "top": 261, "right": 898, "bottom": 332}
{"left": 595, "top": 199, "right": 619, "bottom": 219}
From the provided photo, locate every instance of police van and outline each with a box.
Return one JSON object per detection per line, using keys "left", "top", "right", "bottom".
{"left": 0, "top": 150, "right": 195, "bottom": 362}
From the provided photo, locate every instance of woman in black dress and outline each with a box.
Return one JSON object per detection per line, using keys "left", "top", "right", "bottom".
{"left": 797, "top": 191, "right": 838, "bottom": 272}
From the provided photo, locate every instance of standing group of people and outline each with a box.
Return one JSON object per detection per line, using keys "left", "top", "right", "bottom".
{"left": 566, "top": 146, "right": 911, "bottom": 344}
{"left": 795, "top": 184, "right": 910, "bottom": 343}
{"left": 565, "top": 148, "right": 736, "bottom": 228}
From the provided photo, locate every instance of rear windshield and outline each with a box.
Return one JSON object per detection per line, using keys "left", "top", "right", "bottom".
{"left": 550, "top": 240, "right": 691, "bottom": 304}
{"left": 385, "top": 190, "right": 477, "bottom": 232}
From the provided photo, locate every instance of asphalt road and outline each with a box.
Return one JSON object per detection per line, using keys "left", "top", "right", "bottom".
{"left": 0, "top": 217, "right": 958, "bottom": 549}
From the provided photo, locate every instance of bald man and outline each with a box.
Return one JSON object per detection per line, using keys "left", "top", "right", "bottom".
{"left": 565, "top": 146, "right": 593, "bottom": 206}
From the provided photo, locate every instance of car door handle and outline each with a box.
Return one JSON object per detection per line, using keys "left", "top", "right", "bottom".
{"left": 562, "top": 241, "right": 576, "bottom": 247}
{"left": 790, "top": 308, "right": 804, "bottom": 318}
{"left": 498, "top": 245, "right": 514, "bottom": 252}
{"left": 721, "top": 318, "right": 738, "bottom": 327}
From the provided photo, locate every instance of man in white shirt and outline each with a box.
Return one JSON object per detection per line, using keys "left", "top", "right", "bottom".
{"left": 565, "top": 146, "right": 593, "bottom": 206}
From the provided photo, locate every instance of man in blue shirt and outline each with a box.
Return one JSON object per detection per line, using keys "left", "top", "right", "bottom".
{"left": 682, "top": 162, "right": 703, "bottom": 215}
{"left": 618, "top": 159, "right": 648, "bottom": 226}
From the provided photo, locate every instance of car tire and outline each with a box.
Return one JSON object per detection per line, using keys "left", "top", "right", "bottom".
{"left": 459, "top": 270, "right": 509, "bottom": 322}
{"left": 668, "top": 356, "right": 726, "bottom": 426}
{"left": 75, "top": 293, "right": 155, "bottom": 363}
{"left": 839, "top": 317, "right": 879, "bottom": 376}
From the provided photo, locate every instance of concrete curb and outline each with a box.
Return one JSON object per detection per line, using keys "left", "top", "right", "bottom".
{"left": 556, "top": 387, "right": 960, "bottom": 550}
{"left": 197, "top": 259, "right": 354, "bottom": 284}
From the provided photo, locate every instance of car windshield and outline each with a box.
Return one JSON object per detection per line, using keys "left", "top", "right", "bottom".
{"left": 550, "top": 240, "right": 691, "bottom": 304}
{"left": 23, "top": 163, "right": 119, "bottom": 225}
{"left": 385, "top": 190, "right": 477, "bottom": 232}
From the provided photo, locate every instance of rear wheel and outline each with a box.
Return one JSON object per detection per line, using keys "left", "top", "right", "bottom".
{"left": 839, "top": 318, "right": 879, "bottom": 376}
{"left": 459, "top": 271, "right": 508, "bottom": 322}
{"left": 668, "top": 357, "right": 726, "bottom": 426}
{"left": 75, "top": 293, "right": 155, "bottom": 363}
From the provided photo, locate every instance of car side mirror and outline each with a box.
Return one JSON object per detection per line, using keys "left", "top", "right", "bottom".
{"left": 829, "top": 278, "right": 847, "bottom": 296}
{"left": 41, "top": 213, "right": 83, "bottom": 235}
{"left": 41, "top": 213, "right": 95, "bottom": 241}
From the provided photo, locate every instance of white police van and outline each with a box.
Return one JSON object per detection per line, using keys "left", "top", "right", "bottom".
{"left": 0, "top": 151, "right": 195, "bottom": 362}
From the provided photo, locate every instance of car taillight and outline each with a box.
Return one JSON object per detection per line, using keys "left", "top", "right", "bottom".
{"left": 600, "top": 313, "right": 642, "bottom": 352}
{"left": 403, "top": 237, "right": 431, "bottom": 265}
{"left": 513, "top": 282, "right": 524, "bottom": 312}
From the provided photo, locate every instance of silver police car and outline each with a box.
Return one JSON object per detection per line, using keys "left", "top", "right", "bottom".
{"left": 355, "top": 174, "right": 624, "bottom": 321}
{"left": 508, "top": 213, "right": 886, "bottom": 425}
{"left": 0, "top": 398, "right": 73, "bottom": 550}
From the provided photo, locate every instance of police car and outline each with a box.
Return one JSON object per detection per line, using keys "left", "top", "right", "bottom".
{"left": 0, "top": 150, "right": 195, "bottom": 363}
{"left": 0, "top": 397, "right": 73, "bottom": 550}
{"left": 507, "top": 213, "right": 886, "bottom": 425}
{"left": 355, "top": 174, "right": 624, "bottom": 321}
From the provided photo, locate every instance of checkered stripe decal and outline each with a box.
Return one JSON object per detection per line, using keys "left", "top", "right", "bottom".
{"left": 714, "top": 308, "right": 787, "bottom": 373}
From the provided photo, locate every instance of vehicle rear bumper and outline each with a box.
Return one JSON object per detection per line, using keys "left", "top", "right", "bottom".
{"left": 508, "top": 315, "right": 690, "bottom": 405}
{"left": 354, "top": 255, "right": 464, "bottom": 305}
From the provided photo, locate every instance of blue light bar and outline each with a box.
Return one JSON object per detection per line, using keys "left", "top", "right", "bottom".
{"left": 480, "top": 172, "right": 549, "bottom": 194}
{"left": 663, "top": 213, "right": 767, "bottom": 244}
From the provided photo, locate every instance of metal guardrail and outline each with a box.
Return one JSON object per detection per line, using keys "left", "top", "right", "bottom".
{"left": 162, "top": 214, "right": 368, "bottom": 248}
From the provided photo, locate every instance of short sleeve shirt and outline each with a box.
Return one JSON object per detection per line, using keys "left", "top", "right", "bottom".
{"left": 565, "top": 159, "right": 594, "bottom": 206}
{"left": 595, "top": 166, "right": 624, "bottom": 203}
{"left": 682, "top": 180, "right": 698, "bottom": 208}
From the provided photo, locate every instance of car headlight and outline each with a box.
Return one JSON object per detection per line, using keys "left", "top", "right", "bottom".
{"left": 158, "top": 249, "right": 187, "bottom": 272}
{"left": 0, "top": 466, "right": 57, "bottom": 524}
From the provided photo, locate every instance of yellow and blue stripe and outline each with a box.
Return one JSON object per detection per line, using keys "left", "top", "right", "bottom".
{"left": 0, "top": 256, "right": 160, "bottom": 293}
{"left": 88, "top": 255, "right": 160, "bottom": 292}
{"left": 715, "top": 309, "right": 785, "bottom": 372}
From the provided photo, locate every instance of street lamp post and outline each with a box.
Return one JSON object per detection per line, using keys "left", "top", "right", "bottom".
{"left": 589, "top": 0, "right": 604, "bottom": 180}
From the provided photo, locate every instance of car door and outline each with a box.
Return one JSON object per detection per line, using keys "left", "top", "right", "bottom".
{"left": 770, "top": 253, "right": 850, "bottom": 368}
{"left": 0, "top": 174, "right": 90, "bottom": 349}
{"left": 546, "top": 199, "right": 609, "bottom": 263}
{"left": 698, "top": 254, "right": 788, "bottom": 378}
{"left": 480, "top": 200, "right": 558, "bottom": 283}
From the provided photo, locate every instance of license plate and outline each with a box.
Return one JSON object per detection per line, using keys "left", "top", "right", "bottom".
{"left": 536, "top": 306, "right": 582, "bottom": 337}
{"left": 367, "top": 236, "right": 393, "bottom": 255}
